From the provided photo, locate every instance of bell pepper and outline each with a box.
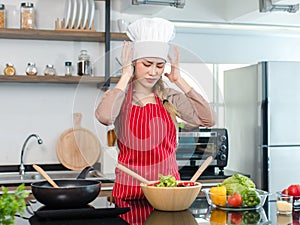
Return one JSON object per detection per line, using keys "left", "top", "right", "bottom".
{"left": 210, "top": 186, "right": 227, "bottom": 206}
{"left": 242, "top": 189, "right": 261, "bottom": 207}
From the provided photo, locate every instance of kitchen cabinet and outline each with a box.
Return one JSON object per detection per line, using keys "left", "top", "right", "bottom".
{"left": 0, "top": 0, "right": 127, "bottom": 87}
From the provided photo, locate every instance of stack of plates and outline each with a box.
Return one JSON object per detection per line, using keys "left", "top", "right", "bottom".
{"left": 64, "top": 0, "right": 95, "bottom": 29}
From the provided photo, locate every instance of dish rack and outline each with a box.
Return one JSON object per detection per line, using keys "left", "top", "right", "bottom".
{"left": 55, "top": 18, "right": 95, "bottom": 31}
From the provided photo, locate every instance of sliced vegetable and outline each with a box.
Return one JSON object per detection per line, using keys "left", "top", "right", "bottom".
{"left": 242, "top": 189, "right": 261, "bottom": 207}
{"left": 210, "top": 186, "right": 227, "bottom": 206}
{"left": 155, "top": 174, "right": 177, "bottom": 187}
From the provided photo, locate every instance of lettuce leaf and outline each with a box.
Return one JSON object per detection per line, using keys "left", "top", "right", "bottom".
{"left": 220, "top": 174, "right": 256, "bottom": 195}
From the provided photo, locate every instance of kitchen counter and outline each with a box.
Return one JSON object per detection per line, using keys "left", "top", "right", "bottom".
{"left": 10, "top": 195, "right": 300, "bottom": 225}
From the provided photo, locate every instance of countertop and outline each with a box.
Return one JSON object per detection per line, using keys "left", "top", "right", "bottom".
{"left": 9, "top": 196, "right": 300, "bottom": 225}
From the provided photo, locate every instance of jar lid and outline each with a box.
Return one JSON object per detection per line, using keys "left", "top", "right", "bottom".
{"left": 21, "top": 2, "right": 34, "bottom": 7}
{"left": 6, "top": 63, "right": 14, "bottom": 66}
{"left": 0, "top": 4, "right": 5, "bottom": 9}
{"left": 46, "top": 64, "right": 54, "bottom": 68}
{"left": 65, "top": 61, "right": 72, "bottom": 66}
{"left": 27, "top": 62, "right": 36, "bottom": 66}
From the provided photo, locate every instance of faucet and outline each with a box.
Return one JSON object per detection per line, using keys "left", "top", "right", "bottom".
{"left": 19, "top": 134, "right": 43, "bottom": 177}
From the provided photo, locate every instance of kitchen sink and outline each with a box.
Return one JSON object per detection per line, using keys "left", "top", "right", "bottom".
{"left": 0, "top": 170, "right": 104, "bottom": 185}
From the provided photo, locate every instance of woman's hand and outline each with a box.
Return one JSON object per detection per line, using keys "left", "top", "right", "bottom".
{"left": 121, "top": 41, "right": 134, "bottom": 78}
{"left": 164, "top": 45, "right": 180, "bottom": 83}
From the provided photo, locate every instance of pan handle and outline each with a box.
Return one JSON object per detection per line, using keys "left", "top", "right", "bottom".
{"left": 77, "top": 166, "right": 95, "bottom": 179}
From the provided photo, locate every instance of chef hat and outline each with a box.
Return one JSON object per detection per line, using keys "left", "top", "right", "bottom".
{"left": 126, "top": 17, "right": 175, "bottom": 61}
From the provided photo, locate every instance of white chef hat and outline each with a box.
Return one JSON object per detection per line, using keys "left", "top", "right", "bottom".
{"left": 126, "top": 17, "right": 175, "bottom": 61}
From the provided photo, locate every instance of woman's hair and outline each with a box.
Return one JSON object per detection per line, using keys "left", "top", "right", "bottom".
{"left": 154, "top": 77, "right": 180, "bottom": 122}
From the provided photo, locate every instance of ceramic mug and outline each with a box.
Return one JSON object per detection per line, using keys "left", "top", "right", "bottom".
{"left": 117, "top": 19, "right": 128, "bottom": 32}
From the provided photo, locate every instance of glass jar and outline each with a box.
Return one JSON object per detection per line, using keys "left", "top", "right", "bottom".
{"left": 20, "top": 2, "right": 35, "bottom": 29}
{"left": 65, "top": 61, "right": 73, "bottom": 76}
{"left": 44, "top": 64, "right": 56, "bottom": 76}
{"left": 0, "top": 4, "right": 5, "bottom": 28}
{"left": 4, "top": 63, "right": 16, "bottom": 76}
{"left": 77, "top": 50, "right": 92, "bottom": 76}
{"left": 26, "top": 62, "right": 38, "bottom": 76}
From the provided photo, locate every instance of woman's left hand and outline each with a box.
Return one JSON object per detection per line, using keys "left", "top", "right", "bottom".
{"left": 164, "top": 45, "right": 180, "bottom": 83}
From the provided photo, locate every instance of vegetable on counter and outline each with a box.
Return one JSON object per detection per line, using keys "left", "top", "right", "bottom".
{"left": 228, "top": 192, "right": 243, "bottom": 207}
{"left": 221, "top": 173, "right": 256, "bottom": 195}
{"left": 210, "top": 185, "right": 227, "bottom": 206}
{"left": 0, "top": 184, "right": 29, "bottom": 224}
{"left": 241, "top": 189, "right": 261, "bottom": 207}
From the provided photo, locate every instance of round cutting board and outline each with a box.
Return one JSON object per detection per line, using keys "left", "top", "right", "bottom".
{"left": 56, "top": 113, "right": 100, "bottom": 170}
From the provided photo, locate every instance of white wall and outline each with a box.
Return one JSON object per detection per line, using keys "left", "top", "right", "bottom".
{"left": 2, "top": 0, "right": 300, "bottom": 170}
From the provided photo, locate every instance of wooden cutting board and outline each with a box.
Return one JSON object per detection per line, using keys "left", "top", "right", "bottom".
{"left": 56, "top": 112, "right": 100, "bottom": 170}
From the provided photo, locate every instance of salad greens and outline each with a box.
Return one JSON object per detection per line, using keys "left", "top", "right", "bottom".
{"left": 0, "top": 184, "right": 29, "bottom": 224}
{"left": 155, "top": 174, "right": 177, "bottom": 187}
{"left": 221, "top": 173, "right": 256, "bottom": 195}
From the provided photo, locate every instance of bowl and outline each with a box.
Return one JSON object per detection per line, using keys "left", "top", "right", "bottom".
{"left": 140, "top": 181, "right": 202, "bottom": 211}
{"left": 202, "top": 188, "right": 269, "bottom": 210}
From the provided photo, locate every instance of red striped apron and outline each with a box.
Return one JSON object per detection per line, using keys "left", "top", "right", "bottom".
{"left": 113, "top": 83, "right": 180, "bottom": 200}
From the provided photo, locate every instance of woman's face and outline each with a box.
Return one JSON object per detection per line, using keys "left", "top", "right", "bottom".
{"left": 133, "top": 57, "right": 166, "bottom": 88}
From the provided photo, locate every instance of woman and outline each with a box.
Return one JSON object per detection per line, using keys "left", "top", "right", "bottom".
{"left": 95, "top": 18, "right": 215, "bottom": 200}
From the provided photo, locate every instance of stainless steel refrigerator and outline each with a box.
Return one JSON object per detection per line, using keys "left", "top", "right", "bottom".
{"left": 224, "top": 61, "right": 300, "bottom": 194}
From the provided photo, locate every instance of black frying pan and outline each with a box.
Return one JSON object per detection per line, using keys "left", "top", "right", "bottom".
{"left": 31, "top": 167, "right": 101, "bottom": 208}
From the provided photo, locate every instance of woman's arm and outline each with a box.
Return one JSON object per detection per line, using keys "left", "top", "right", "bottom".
{"left": 166, "top": 88, "right": 216, "bottom": 127}
{"left": 95, "top": 41, "right": 133, "bottom": 125}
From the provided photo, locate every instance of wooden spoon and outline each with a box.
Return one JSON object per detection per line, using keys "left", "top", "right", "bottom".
{"left": 33, "top": 164, "right": 59, "bottom": 188}
{"left": 190, "top": 156, "right": 213, "bottom": 183}
{"left": 116, "top": 163, "right": 151, "bottom": 185}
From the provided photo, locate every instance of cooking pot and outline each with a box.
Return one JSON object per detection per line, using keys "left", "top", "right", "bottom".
{"left": 31, "top": 167, "right": 101, "bottom": 208}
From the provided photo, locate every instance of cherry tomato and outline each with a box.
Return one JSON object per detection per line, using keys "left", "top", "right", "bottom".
{"left": 228, "top": 212, "right": 243, "bottom": 225}
{"left": 177, "top": 182, "right": 195, "bottom": 187}
{"left": 228, "top": 192, "right": 243, "bottom": 207}
{"left": 288, "top": 184, "right": 300, "bottom": 197}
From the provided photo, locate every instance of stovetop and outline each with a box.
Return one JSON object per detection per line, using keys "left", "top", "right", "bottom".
{"left": 26, "top": 197, "right": 130, "bottom": 225}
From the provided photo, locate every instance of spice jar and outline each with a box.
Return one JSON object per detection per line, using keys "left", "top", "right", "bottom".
{"left": 0, "top": 4, "right": 5, "bottom": 28}
{"left": 77, "top": 50, "right": 92, "bottom": 76}
{"left": 4, "top": 63, "right": 16, "bottom": 76}
{"left": 26, "top": 62, "right": 38, "bottom": 76}
{"left": 44, "top": 64, "right": 56, "bottom": 76}
{"left": 107, "top": 125, "right": 117, "bottom": 147}
{"left": 65, "top": 61, "right": 73, "bottom": 76}
{"left": 20, "top": 2, "right": 35, "bottom": 29}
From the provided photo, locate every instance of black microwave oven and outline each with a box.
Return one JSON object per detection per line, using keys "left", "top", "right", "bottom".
{"left": 176, "top": 128, "right": 229, "bottom": 178}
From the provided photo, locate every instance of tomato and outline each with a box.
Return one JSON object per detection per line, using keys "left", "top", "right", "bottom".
{"left": 228, "top": 212, "right": 243, "bottom": 225}
{"left": 228, "top": 192, "right": 243, "bottom": 207}
{"left": 288, "top": 184, "right": 300, "bottom": 197}
{"left": 282, "top": 188, "right": 289, "bottom": 195}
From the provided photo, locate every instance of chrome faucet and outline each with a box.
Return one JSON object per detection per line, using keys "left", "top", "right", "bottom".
{"left": 19, "top": 134, "right": 43, "bottom": 177}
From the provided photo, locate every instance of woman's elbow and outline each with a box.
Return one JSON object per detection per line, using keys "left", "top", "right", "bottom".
{"left": 95, "top": 110, "right": 111, "bottom": 126}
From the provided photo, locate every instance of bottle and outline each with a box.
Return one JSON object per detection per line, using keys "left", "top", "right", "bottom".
{"left": 0, "top": 4, "right": 5, "bottom": 28}
{"left": 26, "top": 62, "right": 38, "bottom": 76}
{"left": 65, "top": 61, "right": 72, "bottom": 76}
{"left": 77, "top": 50, "right": 91, "bottom": 76}
{"left": 44, "top": 64, "right": 56, "bottom": 76}
{"left": 107, "top": 125, "right": 117, "bottom": 147}
{"left": 20, "top": 2, "right": 35, "bottom": 29}
{"left": 4, "top": 63, "right": 16, "bottom": 76}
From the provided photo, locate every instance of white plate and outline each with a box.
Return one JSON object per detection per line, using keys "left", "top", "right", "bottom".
{"left": 82, "top": 0, "right": 89, "bottom": 29}
{"left": 76, "top": 0, "right": 83, "bottom": 28}
{"left": 64, "top": 0, "right": 72, "bottom": 28}
{"left": 70, "top": 0, "right": 77, "bottom": 28}
{"left": 88, "top": 0, "right": 95, "bottom": 29}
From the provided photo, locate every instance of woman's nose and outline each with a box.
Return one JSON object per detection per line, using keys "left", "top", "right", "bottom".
{"left": 149, "top": 65, "right": 157, "bottom": 75}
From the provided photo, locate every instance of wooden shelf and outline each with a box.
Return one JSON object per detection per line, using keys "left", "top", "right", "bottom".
{"left": 0, "top": 28, "right": 128, "bottom": 42}
{"left": 0, "top": 75, "right": 120, "bottom": 85}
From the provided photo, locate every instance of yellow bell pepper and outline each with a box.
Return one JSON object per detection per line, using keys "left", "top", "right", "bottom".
{"left": 210, "top": 185, "right": 227, "bottom": 206}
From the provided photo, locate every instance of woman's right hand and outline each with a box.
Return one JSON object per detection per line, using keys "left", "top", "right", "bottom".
{"left": 121, "top": 41, "right": 134, "bottom": 78}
